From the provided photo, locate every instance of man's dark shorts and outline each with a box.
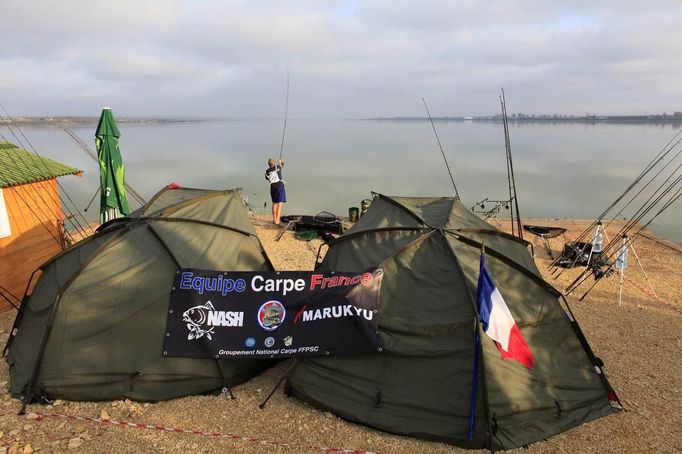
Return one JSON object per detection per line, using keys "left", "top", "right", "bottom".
{"left": 270, "top": 182, "right": 286, "bottom": 203}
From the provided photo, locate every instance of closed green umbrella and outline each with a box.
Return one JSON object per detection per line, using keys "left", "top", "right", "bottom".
{"left": 96, "top": 107, "right": 130, "bottom": 223}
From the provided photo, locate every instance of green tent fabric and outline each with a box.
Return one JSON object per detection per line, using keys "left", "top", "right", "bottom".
{"left": 288, "top": 194, "right": 619, "bottom": 450}
{"left": 5, "top": 186, "right": 274, "bottom": 403}
{"left": 96, "top": 108, "right": 130, "bottom": 223}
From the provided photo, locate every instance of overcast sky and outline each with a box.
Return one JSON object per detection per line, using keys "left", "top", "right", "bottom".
{"left": 1, "top": 0, "right": 680, "bottom": 118}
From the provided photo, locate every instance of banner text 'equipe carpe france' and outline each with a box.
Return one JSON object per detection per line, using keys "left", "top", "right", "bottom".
{"left": 163, "top": 268, "right": 383, "bottom": 359}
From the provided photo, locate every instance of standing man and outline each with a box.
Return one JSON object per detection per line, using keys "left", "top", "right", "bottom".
{"left": 265, "top": 158, "right": 286, "bottom": 225}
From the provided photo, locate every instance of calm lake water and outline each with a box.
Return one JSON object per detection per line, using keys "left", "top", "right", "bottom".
{"left": 2, "top": 120, "right": 680, "bottom": 243}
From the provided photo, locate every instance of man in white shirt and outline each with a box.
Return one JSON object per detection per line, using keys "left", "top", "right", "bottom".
{"left": 265, "top": 158, "right": 286, "bottom": 224}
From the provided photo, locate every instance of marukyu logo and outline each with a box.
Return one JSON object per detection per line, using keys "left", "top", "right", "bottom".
{"left": 182, "top": 301, "right": 244, "bottom": 341}
{"left": 257, "top": 300, "right": 286, "bottom": 331}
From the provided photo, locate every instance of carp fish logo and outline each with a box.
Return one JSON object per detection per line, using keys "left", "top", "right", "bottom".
{"left": 182, "top": 301, "right": 216, "bottom": 340}
{"left": 257, "top": 300, "right": 286, "bottom": 331}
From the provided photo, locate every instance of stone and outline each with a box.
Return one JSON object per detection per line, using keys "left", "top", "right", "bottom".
{"left": 100, "top": 410, "right": 110, "bottom": 420}
{"left": 22, "top": 444, "right": 33, "bottom": 454}
{"left": 46, "top": 433, "right": 60, "bottom": 441}
{"left": 25, "top": 413, "right": 39, "bottom": 420}
{"left": 67, "top": 437, "right": 82, "bottom": 450}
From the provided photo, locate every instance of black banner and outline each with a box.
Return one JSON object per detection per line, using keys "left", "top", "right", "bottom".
{"left": 163, "top": 268, "right": 383, "bottom": 359}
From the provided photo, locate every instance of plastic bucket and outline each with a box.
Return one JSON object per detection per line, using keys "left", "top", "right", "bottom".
{"left": 348, "top": 207, "right": 359, "bottom": 223}
{"left": 360, "top": 198, "right": 372, "bottom": 215}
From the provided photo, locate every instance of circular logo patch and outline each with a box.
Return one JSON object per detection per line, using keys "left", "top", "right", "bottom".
{"left": 245, "top": 337, "right": 256, "bottom": 348}
{"left": 264, "top": 337, "right": 275, "bottom": 347}
{"left": 257, "top": 300, "right": 286, "bottom": 331}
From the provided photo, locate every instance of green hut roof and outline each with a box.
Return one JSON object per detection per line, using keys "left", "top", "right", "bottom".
{"left": 0, "top": 141, "right": 82, "bottom": 188}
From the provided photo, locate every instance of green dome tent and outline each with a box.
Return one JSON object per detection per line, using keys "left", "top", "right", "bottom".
{"left": 5, "top": 186, "right": 274, "bottom": 405}
{"left": 288, "top": 194, "right": 619, "bottom": 450}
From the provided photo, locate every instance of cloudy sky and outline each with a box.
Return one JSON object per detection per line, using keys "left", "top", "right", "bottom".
{"left": 1, "top": 0, "right": 680, "bottom": 118}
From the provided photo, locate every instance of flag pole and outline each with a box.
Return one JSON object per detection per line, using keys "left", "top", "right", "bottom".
{"left": 468, "top": 243, "right": 485, "bottom": 442}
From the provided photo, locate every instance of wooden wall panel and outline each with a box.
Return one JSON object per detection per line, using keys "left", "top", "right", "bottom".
{"left": 0, "top": 180, "right": 64, "bottom": 309}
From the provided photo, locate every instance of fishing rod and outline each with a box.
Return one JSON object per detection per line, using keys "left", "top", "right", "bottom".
{"left": 63, "top": 128, "right": 147, "bottom": 206}
{"left": 500, "top": 95, "right": 515, "bottom": 236}
{"left": 554, "top": 132, "right": 681, "bottom": 257}
{"left": 421, "top": 97, "right": 460, "bottom": 199}
{"left": 0, "top": 105, "right": 94, "bottom": 240}
{"left": 575, "top": 186, "right": 681, "bottom": 301}
{"left": 566, "top": 171, "right": 681, "bottom": 294}
{"left": 278, "top": 66, "right": 290, "bottom": 161}
{"left": 0, "top": 109, "right": 92, "bottom": 246}
{"left": 550, "top": 130, "right": 682, "bottom": 275}
{"left": 500, "top": 89, "right": 523, "bottom": 239}
{"left": 552, "top": 132, "right": 682, "bottom": 269}
{"left": 596, "top": 140, "right": 682, "bottom": 238}
{"left": 571, "top": 145, "right": 682, "bottom": 278}
{"left": 608, "top": 164, "right": 682, "bottom": 244}
{"left": 565, "top": 170, "right": 681, "bottom": 295}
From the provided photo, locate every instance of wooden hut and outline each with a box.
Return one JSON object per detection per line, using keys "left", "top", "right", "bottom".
{"left": 0, "top": 141, "right": 82, "bottom": 309}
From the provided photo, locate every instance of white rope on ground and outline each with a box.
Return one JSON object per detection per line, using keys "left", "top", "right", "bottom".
{"left": 0, "top": 407, "right": 380, "bottom": 454}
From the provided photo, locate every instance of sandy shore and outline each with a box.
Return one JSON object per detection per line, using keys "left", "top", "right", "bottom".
{"left": 0, "top": 217, "right": 680, "bottom": 453}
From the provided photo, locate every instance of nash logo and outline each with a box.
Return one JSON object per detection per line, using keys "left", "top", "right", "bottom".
{"left": 182, "top": 300, "right": 245, "bottom": 341}
{"left": 257, "top": 300, "right": 286, "bottom": 331}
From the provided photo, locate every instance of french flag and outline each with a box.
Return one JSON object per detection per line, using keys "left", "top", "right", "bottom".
{"left": 476, "top": 252, "right": 534, "bottom": 369}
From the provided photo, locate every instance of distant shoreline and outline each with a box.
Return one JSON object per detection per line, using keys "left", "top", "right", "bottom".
{"left": 3, "top": 114, "right": 682, "bottom": 126}
{"left": 0, "top": 117, "right": 213, "bottom": 126}
{"left": 365, "top": 114, "right": 682, "bottom": 125}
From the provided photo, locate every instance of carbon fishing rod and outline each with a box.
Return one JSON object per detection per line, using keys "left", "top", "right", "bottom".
{"left": 565, "top": 169, "right": 681, "bottom": 295}
{"left": 0, "top": 116, "right": 92, "bottom": 243}
{"left": 421, "top": 97, "right": 460, "bottom": 199}
{"left": 566, "top": 169, "right": 681, "bottom": 294}
{"left": 607, "top": 161, "right": 682, "bottom": 243}
{"left": 0, "top": 129, "right": 65, "bottom": 245}
{"left": 501, "top": 95, "right": 515, "bottom": 236}
{"left": 0, "top": 105, "right": 94, "bottom": 240}
{"left": 62, "top": 128, "right": 147, "bottom": 206}
{"left": 574, "top": 186, "right": 682, "bottom": 301}
{"left": 564, "top": 142, "right": 682, "bottom": 280}
{"left": 500, "top": 89, "right": 523, "bottom": 240}
{"left": 552, "top": 131, "right": 682, "bottom": 268}
{"left": 597, "top": 140, "right": 682, "bottom": 235}
{"left": 550, "top": 129, "right": 682, "bottom": 275}
{"left": 278, "top": 66, "right": 290, "bottom": 161}
{"left": 552, "top": 131, "right": 682, "bottom": 264}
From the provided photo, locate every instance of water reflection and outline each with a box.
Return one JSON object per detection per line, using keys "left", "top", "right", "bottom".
{"left": 1, "top": 120, "right": 679, "bottom": 243}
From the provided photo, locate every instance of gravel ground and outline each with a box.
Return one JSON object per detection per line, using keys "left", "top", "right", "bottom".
{"left": 0, "top": 217, "right": 679, "bottom": 453}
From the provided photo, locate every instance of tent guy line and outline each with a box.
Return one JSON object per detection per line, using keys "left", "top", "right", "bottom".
{"left": 0, "top": 407, "right": 380, "bottom": 454}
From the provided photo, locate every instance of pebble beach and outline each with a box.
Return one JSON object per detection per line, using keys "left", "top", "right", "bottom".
{"left": 0, "top": 216, "right": 679, "bottom": 453}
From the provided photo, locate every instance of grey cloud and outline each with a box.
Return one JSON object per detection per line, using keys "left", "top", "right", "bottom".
{"left": 0, "top": 0, "right": 680, "bottom": 117}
